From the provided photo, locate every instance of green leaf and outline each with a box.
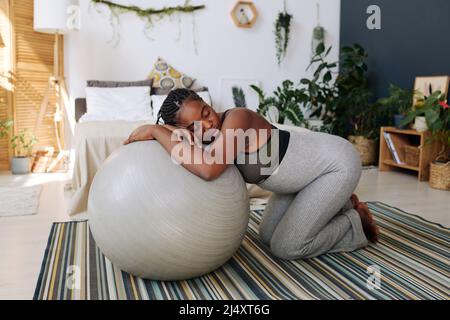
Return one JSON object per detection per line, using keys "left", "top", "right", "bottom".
{"left": 316, "top": 42, "right": 325, "bottom": 55}
{"left": 323, "top": 71, "right": 332, "bottom": 82}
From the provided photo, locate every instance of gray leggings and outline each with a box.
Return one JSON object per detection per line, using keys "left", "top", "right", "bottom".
{"left": 257, "top": 130, "right": 368, "bottom": 260}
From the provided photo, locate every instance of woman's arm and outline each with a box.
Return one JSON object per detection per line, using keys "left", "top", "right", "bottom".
{"left": 150, "top": 109, "right": 251, "bottom": 180}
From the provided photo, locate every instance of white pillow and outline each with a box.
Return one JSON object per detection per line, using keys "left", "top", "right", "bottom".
{"left": 151, "top": 91, "right": 212, "bottom": 120}
{"left": 85, "top": 86, "right": 153, "bottom": 121}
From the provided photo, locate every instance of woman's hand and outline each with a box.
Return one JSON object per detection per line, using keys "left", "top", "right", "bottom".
{"left": 123, "top": 125, "right": 155, "bottom": 145}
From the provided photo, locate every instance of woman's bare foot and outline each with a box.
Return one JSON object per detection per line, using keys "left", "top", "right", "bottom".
{"left": 356, "top": 202, "right": 380, "bottom": 243}
{"left": 350, "top": 194, "right": 380, "bottom": 243}
{"left": 350, "top": 193, "right": 360, "bottom": 209}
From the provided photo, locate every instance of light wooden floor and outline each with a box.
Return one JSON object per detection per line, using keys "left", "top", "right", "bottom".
{"left": 0, "top": 169, "right": 448, "bottom": 300}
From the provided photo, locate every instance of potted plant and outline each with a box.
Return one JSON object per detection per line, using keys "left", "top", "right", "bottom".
{"left": 299, "top": 43, "right": 337, "bottom": 131}
{"left": 402, "top": 91, "right": 450, "bottom": 190}
{"left": 10, "top": 128, "right": 38, "bottom": 174}
{"left": 377, "top": 84, "right": 418, "bottom": 128}
{"left": 319, "top": 44, "right": 381, "bottom": 165}
{"left": 251, "top": 80, "right": 307, "bottom": 126}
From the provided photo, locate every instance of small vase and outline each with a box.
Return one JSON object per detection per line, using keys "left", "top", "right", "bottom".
{"left": 413, "top": 116, "right": 428, "bottom": 132}
{"left": 393, "top": 114, "right": 406, "bottom": 129}
{"left": 11, "top": 157, "right": 31, "bottom": 174}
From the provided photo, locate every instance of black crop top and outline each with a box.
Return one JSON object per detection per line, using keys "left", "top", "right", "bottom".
{"left": 221, "top": 110, "right": 290, "bottom": 184}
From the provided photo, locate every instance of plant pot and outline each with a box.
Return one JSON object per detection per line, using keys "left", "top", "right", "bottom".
{"left": 307, "top": 119, "right": 324, "bottom": 131}
{"left": 11, "top": 157, "right": 31, "bottom": 174}
{"left": 393, "top": 114, "right": 407, "bottom": 129}
{"left": 413, "top": 116, "right": 428, "bottom": 132}
{"left": 429, "top": 161, "right": 450, "bottom": 191}
{"left": 348, "top": 135, "right": 377, "bottom": 166}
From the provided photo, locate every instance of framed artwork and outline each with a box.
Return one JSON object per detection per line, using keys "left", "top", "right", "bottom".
{"left": 220, "top": 78, "right": 260, "bottom": 112}
{"left": 413, "top": 76, "right": 449, "bottom": 104}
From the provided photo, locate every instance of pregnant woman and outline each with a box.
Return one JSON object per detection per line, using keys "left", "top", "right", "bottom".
{"left": 124, "top": 88, "right": 379, "bottom": 260}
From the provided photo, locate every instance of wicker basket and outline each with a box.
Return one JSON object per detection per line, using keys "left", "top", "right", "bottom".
{"left": 348, "top": 135, "right": 376, "bottom": 166}
{"left": 404, "top": 145, "right": 420, "bottom": 167}
{"left": 429, "top": 161, "right": 450, "bottom": 191}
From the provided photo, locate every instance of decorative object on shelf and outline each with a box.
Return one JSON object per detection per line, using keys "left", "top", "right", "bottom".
{"left": 251, "top": 80, "right": 306, "bottom": 126}
{"left": 413, "top": 116, "right": 428, "bottom": 132}
{"left": 274, "top": 0, "right": 293, "bottom": 65}
{"left": 311, "top": 3, "right": 325, "bottom": 56}
{"left": 148, "top": 57, "right": 195, "bottom": 94}
{"left": 404, "top": 145, "right": 420, "bottom": 167}
{"left": 230, "top": 1, "right": 258, "bottom": 28}
{"left": 91, "top": 0, "right": 205, "bottom": 49}
{"left": 221, "top": 78, "right": 260, "bottom": 112}
{"left": 377, "top": 84, "right": 419, "bottom": 129}
{"left": 413, "top": 76, "right": 449, "bottom": 106}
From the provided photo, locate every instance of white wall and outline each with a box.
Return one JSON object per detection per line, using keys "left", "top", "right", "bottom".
{"left": 64, "top": 0, "right": 341, "bottom": 142}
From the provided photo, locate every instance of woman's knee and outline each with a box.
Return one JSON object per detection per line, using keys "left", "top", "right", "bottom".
{"left": 258, "top": 223, "right": 273, "bottom": 246}
{"left": 270, "top": 236, "right": 311, "bottom": 260}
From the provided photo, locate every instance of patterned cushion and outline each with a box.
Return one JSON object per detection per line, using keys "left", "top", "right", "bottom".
{"left": 149, "top": 57, "right": 195, "bottom": 93}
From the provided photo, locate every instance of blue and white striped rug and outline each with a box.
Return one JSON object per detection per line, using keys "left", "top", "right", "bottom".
{"left": 34, "top": 202, "right": 449, "bottom": 300}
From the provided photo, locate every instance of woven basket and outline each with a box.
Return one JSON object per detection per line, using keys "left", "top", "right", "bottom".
{"left": 404, "top": 145, "right": 420, "bottom": 167}
{"left": 429, "top": 160, "right": 450, "bottom": 191}
{"left": 348, "top": 135, "right": 376, "bottom": 166}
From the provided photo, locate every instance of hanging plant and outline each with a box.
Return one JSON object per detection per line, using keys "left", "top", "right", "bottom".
{"left": 274, "top": 1, "right": 293, "bottom": 66}
{"left": 91, "top": 0, "right": 205, "bottom": 49}
{"left": 311, "top": 3, "right": 325, "bottom": 56}
{"left": 91, "top": 0, "right": 205, "bottom": 18}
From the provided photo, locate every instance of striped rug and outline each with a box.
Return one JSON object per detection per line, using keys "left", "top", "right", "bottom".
{"left": 34, "top": 202, "right": 449, "bottom": 300}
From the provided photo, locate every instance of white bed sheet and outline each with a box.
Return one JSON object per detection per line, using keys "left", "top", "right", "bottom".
{"left": 68, "top": 120, "right": 151, "bottom": 215}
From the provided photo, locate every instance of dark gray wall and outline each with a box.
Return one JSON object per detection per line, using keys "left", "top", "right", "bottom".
{"left": 340, "top": 0, "right": 450, "bottom": 99}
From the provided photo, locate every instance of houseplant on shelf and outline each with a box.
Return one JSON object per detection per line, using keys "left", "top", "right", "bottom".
{"left": 10, "top": 128, "right": 38, "bottom": 174}
{"left": 250, "top": 80, "right": 307, "bottom": 126}
{"left": 401, "top": 91, "right": 450, "bottom": 190}
{"left": 377, "top": 84, "right": 418, "bottom": 128}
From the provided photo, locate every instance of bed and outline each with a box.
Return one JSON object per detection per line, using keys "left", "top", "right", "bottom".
{"left": 68, "top": 98, "right": 153, "bottom": 215}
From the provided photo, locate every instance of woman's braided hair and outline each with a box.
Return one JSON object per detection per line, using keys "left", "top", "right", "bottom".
{"left": 156, "top": 88, "right": 203, "bottom": 125}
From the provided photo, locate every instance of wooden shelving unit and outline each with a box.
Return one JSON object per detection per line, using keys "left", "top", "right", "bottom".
{"left": 379, "top": 127, "right": 441, "bottom": 181}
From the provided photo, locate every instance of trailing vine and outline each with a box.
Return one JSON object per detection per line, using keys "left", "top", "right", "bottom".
{"left": 92, "top": 0, "right": 205, "bottom": 17}
{"left": 274, "top": 0, "right": 293, "bottom": 66}
{"left": 91, "top": 0, "right": 205, "bottom": 50}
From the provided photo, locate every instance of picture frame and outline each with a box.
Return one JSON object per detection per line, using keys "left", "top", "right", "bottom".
{"left": 413, "top": 75, "right": 449, "bottom": 104}
{"left": 219, "top": 78, "right": 261, "bottom": 112}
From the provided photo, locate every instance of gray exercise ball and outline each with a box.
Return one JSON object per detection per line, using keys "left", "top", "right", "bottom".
{"left": 88, "top": 141, "right": 250, "bottom": 280}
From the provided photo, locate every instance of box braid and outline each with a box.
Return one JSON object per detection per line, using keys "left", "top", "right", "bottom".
{"left": 156, "top": 88, "right": 203, "bottom": 126}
